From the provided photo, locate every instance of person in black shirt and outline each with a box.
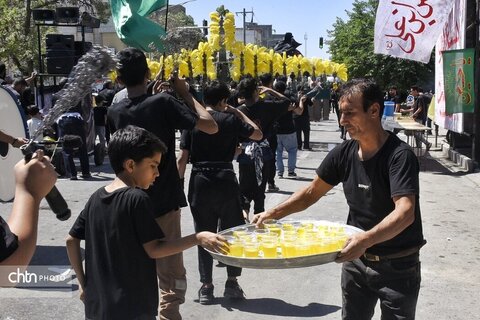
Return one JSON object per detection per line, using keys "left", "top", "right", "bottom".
{"left": 66, "top": 126, "right": 226, "bottom": 320}
{"left": 254, "top": 79, "right": 425, "bottom": 320}
{"left": 293, "top": 85, "right": 312, "bottom": 150}
{"left": 93, "top": 94, "right": 107, "bottom": 150}
{"left": 107, "top": 48, "right": 218, "bottom": 320}
{"left": 182, "top": 81, "right": 262, "bottom": 305}
{"left": 387, "top": 86, "right": 402, "bottom": 113}
{"left": 236, "top": 77, "right": 292, "bottom": 218}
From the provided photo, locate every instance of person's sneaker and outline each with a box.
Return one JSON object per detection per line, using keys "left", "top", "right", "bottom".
{"left": 70, "top": 176, "right": 78, "bottom": 181}
{"left": 198, "top": 284, "right": 214, "bottom": 305}
{"left": 224, "top": 280, "right": 245, "bottom": 299}
{"left": 267, "top": 183, "right": 280, "bottom": 192}
{"left": 288, "top": 172, "right": 297, "bottom": 178}
{"left": 81, "top": 173, "right": 92, "bottom": 179}
{"left": 278, "top": 173, "right": 284, "bottom": 179}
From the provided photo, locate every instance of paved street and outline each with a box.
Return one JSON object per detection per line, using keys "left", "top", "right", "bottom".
{"left": 1, "top": 116, "right": 479, "bottom": 320}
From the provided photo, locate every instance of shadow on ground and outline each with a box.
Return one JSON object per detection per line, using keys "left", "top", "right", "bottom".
{"left": 220, "top": 297, "right": 340, "bottom": 317}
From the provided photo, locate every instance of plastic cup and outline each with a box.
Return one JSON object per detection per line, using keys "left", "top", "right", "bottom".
{"left": 243, "top": 240, "right": 260, "bottom": 258}
{"left": 225, "top": 236, "right": 244, "bottom": 257}
{"left": 261, "top": 238, "right": 278, "bottom": 258}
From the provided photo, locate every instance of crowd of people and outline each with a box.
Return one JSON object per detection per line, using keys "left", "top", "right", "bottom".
{"left": 1, "top": 51, "right": 427, "bottom": 320}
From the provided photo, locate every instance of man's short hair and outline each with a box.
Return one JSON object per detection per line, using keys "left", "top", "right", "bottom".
{"left": 203, "top": 81, "right": 230, "bottom": 106}
{"left": 26, "top": 105, "right": 40, "bottom": 116}
{"left": 273, "top": 80, "right": 286, "bottom": 94}
{"left": 237, "top": 77, "right": 258, "bottom": 100}
{"left": 389, "top": 85, "right": 397, "bottom": 90}
{"left": 108, "top": 125, "right": 167, "bottom": 174}
{"left": 13, "top": 78, "right": 27, "bottom": 88}
{"left": 339, "top": 78, "right": 384, "bottom": 114}
{"left": 116, "top": 48, "right": 149, "bottom": 87}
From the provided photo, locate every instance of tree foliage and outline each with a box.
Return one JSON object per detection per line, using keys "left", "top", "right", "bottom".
{"left": 0, "top": 0, "right": 108, "bottom": 75}
{"left": 328, "top": 0, "right": 435, "bottom": 94}
{"left": 151, "top": 9, "right": 205, "bottom": 56}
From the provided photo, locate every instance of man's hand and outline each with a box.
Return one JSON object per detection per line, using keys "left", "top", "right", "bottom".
{"left": 169, "top": 71, "right": 190, "bottom": 99}
{"left": 251, "top": 211, "right": 273, "bottom": 227}
{"left": 335, "top": 232, "right": 369, "bottom": 263}
{"left": 197, "top": 232, "right": 229, "bottom": 254}
{"left": 14, "top": 149, "right": 57, "bottom": 200}
{"left": 11, "top": 137, "right": 28, "bottom": 148}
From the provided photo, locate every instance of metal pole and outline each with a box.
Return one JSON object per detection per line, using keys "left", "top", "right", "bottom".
{"left": 473, "top": 0, "right": 480, "bottom": 167}
{"left": 243, "top": 8, "right": 246, "bottom": 44}
{"left": 304, "top": 33, "right": 308, "bottom": 57}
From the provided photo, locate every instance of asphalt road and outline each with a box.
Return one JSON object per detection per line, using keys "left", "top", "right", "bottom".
{"left": 1, "top": 117, "right": 479, "bottom": 320}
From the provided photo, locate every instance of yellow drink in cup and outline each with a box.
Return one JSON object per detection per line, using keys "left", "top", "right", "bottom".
{"left": 243, "top": 241, "right": 260, "bottom": 258}
{"left": 295, "top": 240, "right": 311, "bottom": 257}
{"left": 262, "top": 239, "right": 278, "bottom": 258}
{"left": 229, "top": 241, "right": 244, "bottom": 257}
{"left": 282, "top": 240, "right": 297, "bottom": 258}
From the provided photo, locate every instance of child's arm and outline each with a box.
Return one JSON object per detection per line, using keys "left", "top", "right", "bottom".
{"left": 143, "top": 231, "right": 228, "bottom": 259}
{"left": 66, "top": 235, "right": 86, "bottom": 301}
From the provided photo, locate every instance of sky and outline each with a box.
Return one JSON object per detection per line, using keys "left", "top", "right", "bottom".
{"left": 174, "top": 0, "right": 354, "bottom": 60}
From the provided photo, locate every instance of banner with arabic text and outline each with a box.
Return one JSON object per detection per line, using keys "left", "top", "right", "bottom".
{"left": 442, "top": 48, "right": 475, "bottom": 114}
{"left": 374, "top": 0, "right": 455, "bottom": 63}
{"left": 434, "top": 0, "right": 465, "bottom": 132}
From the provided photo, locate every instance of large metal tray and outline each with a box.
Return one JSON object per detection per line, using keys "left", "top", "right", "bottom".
{"left": 206, "top": 220, "right": 363, "bottom": 269}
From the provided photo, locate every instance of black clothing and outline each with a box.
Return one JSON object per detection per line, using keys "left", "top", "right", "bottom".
{"left": 236, "top": 99, "right": 289, "bottom": 213}
{"left": 108, "top": 93, "right": 198, "bottom": 217}
{"left": 98, "top": 88, "right": 116, "bottom": 107}
{"left": 187, "top": 110, "right": 253, "bottom": 163}
{"left": 413, "top": 95, "right": 428, "bottom": 124}
{"left": 93, "top": 106, "right": 107, "bottom": 127}
{"left": 69, "top": 187, "right": 164, "bottom": 320}
{"left": 237, "top": 100, "right": 290, "bottom": 142}
{"left": 276, "top": 110, "right": 296, "bottom": 135}
{"left": 183, "top": 110, "right": 253, "bottom": 284}
{"left": 316, "top": 133, "right": 424, "bottom": 256}
{"left": 0, "top": 216, "right": 18, "bottom": 262}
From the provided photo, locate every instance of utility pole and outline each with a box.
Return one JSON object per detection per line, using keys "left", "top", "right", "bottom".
{"left": 235, "top": 8, "right": 254, "bottom": 44}
{"left": 304, "top": 33, "right": 308, "bottom": 57}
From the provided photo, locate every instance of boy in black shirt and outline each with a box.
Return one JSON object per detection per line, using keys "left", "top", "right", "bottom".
{"left": 107, "top": 48, "right": 218, "bottom": 320}
{"left": 181, "top": 81, "right": 262, "bottom": 304}
{"left": 66, "top": 126, "right": 227, "bottom": 320}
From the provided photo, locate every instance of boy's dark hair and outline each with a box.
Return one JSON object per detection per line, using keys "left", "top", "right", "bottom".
{"left": 273, "top": 80, "right": 286, "bottom": 94}
{"left": 237, "top": 77, "right": 258, "bottom": 99}
{"left": 108, "top": 125, "right": 167, "bottom": 174}
{"left": 203, "top": 81, "right": 230, "bottom": 106}
{"left": 259, "top": 73, "right": 273, "bottom": 86}
{"left": 116, "top": 48, "right": 149, "bottom": 87}
{"left": 339, "top": 78, "right": 384, "bottom": 115}
{"left": 26, "top": 105, "right": 40, "bottom": 116}
{"left": 410, "top": 85, "right": 420, "bottom": 92}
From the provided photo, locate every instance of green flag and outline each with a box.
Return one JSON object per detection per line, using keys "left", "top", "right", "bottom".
{"left": 110, "top": 0, "right": 167, "bottom": 52}
{"left": 443, "top": 48, "right": 475, "bottom": 114}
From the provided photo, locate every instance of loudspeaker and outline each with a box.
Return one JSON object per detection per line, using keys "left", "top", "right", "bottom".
{"left": 46, "top": 34, "right": 75, "bottom": 74}
{"left": 55, "top": 7, "right": 79, "bottom": 24}
{"left": 46, "top": 52, "right": 75, "bottom": 74}
{"left": 46, "top": 34, "right": 74, "bottom": 50}
{"left": 32, "top": 9, "right": 55, "bottom": 22}
{"left": 74, "top": 41, "right": 93, "bottom": 62}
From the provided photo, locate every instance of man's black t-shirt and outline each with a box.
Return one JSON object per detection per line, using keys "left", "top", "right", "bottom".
{"left": 413, "top": 95, "right": 428, "bottom": 123}
{"left": 237, "top": 99, "right": 290, "bottom": 140}
{"left": 316, "top": 133, "right": 424, "bottom": 255}
{"left": 93, "top": 106, "right": 107, "bottom": 127}
{"left": 107, "top": 93, "right": 198, "bottom": 216}
{"left": 276, "top": 110, "right": 296, "bottom": 134}
{"left": 69, "top": 187, "right": 165, "bottom": 319}
{"left": 183, "top": 110, "right": 254, "bottom": 163}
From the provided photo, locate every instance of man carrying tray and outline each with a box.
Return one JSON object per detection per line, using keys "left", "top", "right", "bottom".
{"left": 253, "top": 78, "right": 425, "bottom": 320}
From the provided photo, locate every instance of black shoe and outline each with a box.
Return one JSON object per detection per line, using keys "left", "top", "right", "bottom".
{"left": 288, "top": 172, "right": 297, "bottom": 178}
{"left": 198, "top": 284, "right": 214, "bottom": 305}
{"left": 216, "top": 261, "right": 226, "bottom": 267}
{"left": 70, "top": 176, "right": 78, "bottom": 181}
{"left": 82, "top": 173, "right": 92, "bottom": 179}
{"left": 224, "top": 280, "right": 245, "bottom": 299}
{"left": 267, "top": 183, "right": 280, "bottom": 192}
{"left": 278, "top": 173, "right": 284, "bottom": 179}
